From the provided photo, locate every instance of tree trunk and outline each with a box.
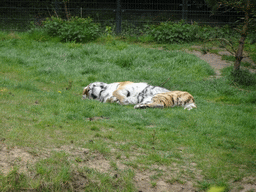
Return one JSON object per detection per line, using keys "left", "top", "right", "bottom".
{"left": 234, "top": 0, "right": 250, "bottom": 71}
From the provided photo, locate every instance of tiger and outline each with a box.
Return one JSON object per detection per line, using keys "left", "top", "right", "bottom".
{"left": 82, "top": 81, "right": 196, "bottom": 110}
{"left": 82, "top": 81, "right": 170, "bottom": 105}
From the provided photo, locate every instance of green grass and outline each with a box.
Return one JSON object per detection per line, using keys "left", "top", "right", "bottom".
{"left": 0, "top": 32, "right": 256, "bottom": 192}
{"left": 245, "top": 42, "right": 256, "bottom": 64}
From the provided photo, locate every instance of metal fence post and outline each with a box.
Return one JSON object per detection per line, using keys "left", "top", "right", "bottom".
{"left": 116, "top": 0, "right": 121, "bottom": 34}
{"left": 182, "top": 0, "right": 188, "bottom": 22}
{"left": 54, "top": 0, "right": 61, "bottom": 17}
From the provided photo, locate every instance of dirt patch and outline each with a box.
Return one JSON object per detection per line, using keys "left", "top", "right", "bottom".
{"left": 0, "top": 144, "right": 38, "bottom": 175}
{"left": 188, "top": 50, "right": 232, "bottom": 77}
{"left": 134, "top": 164, "right": 199, "bottom": 192}
{"left": 186, "top": 46, "right": 256, "bottom": 77}
{"left": 230, "top": 177, "right": 256, "bottom": 192}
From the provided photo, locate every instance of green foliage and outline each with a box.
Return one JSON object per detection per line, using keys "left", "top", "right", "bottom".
{"left": 43, "top": 16, "right": 101, "bottom": 43}
{"left": 146, "top": 20, "right": 200, "bottom": 44}
{"left": 198, "top": 25, "right": 237, "bottom": 40}
{"left": 145, "top": 21, "right": 237, "bottom": 44}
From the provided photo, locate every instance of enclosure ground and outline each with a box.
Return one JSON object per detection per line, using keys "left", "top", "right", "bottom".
{"left": 0, "top": 39, "right": 255, "bottom": 192}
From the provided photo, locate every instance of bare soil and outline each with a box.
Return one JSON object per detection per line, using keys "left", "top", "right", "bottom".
{"left": 186, "top": 46, "right": 256, "bottom": 76}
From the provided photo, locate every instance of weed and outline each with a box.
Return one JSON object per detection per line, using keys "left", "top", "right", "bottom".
{"left": 150, "top": 173, "right": 163, "bottom": 180}
{"left": 91, "top": 126, "right": 100, "bottom": 131}
{"left": 94, "top": 133, "right": 102, "bottom": 138}
{"left": 151, "top": 181, "right": 157, "bottom": 188}
{"left": 110, "top": 161, "right": 118, "bottom": 170}
{"left": 167, "top": 178, "right": 185, "bottom": 185}
{"left": 151, "top": 129, "right": 157, "bottom": 145}
{"left": 75, "top": 157, "right": 83, "bottom": 162}
{"left": 201, "top": 46, "right": 211, "bottom": 54}
{"left": 116, "top": 153, "right": 122, "bottom": 159}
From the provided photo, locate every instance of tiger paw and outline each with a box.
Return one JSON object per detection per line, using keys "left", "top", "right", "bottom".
{"left": 134, "top": 104, "right": 147, "bottom": 109}
{"left": 106, "top": 96, "right": 118, "bottom": 103}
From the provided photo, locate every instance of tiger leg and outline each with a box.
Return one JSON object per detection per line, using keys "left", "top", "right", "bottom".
{"left": 112, "top": 89, "right": 130, "bottom": 105}
{"left": 106, "top": 96, "right": 119, "bottom": 103}
{"left": 134, "top": 97, "right": 164, "bottom": 109}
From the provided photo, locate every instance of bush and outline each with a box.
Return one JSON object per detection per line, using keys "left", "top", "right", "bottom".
{"left": 43, "top": 16, "right": 100, "bottom": 43}
{"left": 145, "top": 21, "right": 237, "bottom": 44}
{"left": 146, "top": 20, "right": 200, "bottom": 44}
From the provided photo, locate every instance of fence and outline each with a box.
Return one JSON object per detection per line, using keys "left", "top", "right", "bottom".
{"left": 0, "top": 0, "right": 244, "bottom": 33}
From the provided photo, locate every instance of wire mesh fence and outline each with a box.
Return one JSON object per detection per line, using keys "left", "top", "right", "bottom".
{"left": 0, "top": 0, "right": 244, "bottom": 32}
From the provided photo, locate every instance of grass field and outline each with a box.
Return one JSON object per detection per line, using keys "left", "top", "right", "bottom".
{"left": 0, "top": 31, "right": 256, "bottom": 192}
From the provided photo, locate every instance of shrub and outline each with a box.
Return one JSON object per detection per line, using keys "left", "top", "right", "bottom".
{"left": 146, "top": 20, "right": 200, "bottom": 44}
{"left": 43, "top": 16, "right": 100, "bottom": 43}
{"left": 145, "top": 21, "right": 237, "bottom": 44}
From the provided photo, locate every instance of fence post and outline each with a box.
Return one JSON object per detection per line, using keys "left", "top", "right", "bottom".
{"left": 182, "top": 0, "right": 188, "bottom": 22}
{"left": 116, "top": 0, "right": 121, "bottom": 34}
{"left": 54, "top": 0, "right": 61, "bottom": 17}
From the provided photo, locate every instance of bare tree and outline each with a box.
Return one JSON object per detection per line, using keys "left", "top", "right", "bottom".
{"left": 205, "top": 0, "right": 256, "bottom": 71}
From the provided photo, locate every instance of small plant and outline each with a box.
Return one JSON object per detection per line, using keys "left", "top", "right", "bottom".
{"left": 110, "top": 161, "right": 118, "bottom": 170}
{"left": 66, "top": 80, "right": 73, "bottom": 90}
{"left": 201, "top": 47, "right": 211, "bottom": 54}
{"left": 94, "top": 133, "right": 102, "bottom": 138}
{"left": 151, "top": 181, "right": 157, "bottom": 188}
{"left": 105, "top": 134, "right": 113, "bottom": 140}
{"left": 91, "top": 126, "right": 100, "bottom": 131}
{"left": 125, "top": 153, "right": 130, "bottom": 159}
{"left": 167, "top": 178, "right": 185, "bottom": 184}
{"left": 75, "top": 157, "right": 83, "bottom": 162}
{"left": 151, "top": 129, "right": 157, "bottom": 145}
{"left": 105, "top": 26, "right": 113, "bottom": 36}
{"left": 116, "top": 153, "right": 122, "bottom": 159}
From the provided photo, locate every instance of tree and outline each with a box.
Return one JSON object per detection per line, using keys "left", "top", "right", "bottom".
{"left": 205, "top": 0, "right": 256, "bottom": 71}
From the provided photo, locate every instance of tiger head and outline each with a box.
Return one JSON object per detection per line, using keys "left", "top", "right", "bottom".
{"left": 82, "top": 82, "right": 107, "bottom": 100}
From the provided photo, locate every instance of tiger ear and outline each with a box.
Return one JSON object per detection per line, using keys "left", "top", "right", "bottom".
{"left": 82, "top": 87, "right": 89, "bottom": 95}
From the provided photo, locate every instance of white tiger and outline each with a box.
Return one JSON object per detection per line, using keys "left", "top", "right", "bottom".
{"left": 82, "top": 81, "right": 196, "bottom": 110}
